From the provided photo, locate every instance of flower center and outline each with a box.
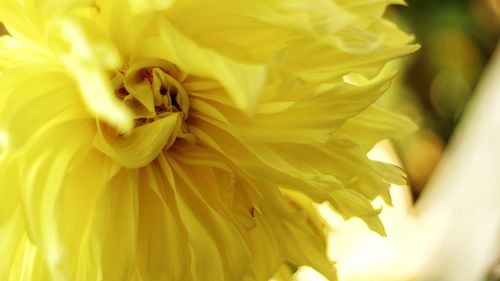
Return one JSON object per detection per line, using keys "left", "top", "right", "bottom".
{"left": 115, "top": 59, "right": 190, "bottom": 129}
{"left": 93, "top": 59, "right": 194, "bottom": 168}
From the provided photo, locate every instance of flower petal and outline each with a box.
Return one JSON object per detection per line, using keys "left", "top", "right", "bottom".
{"left": 0, "top": 209, "right": 24, "bottom": 280}
{"left": 91, "top": 169, "right": 139, "bottom": 281}
{"left": 130, "top": 20, "right": 268, "bottom": 112}
{"left": 337, "top": 105, "right": 418, "bottom": 151}
{"left": 135, "top": 163, "right": 190, "bottom": 281}
{"left": 93, "top": 113, "right": 181, "bottom": 169}
{"left": 48, "top": 18, "right": 133, "bottom": 131}
{"left": 0, "top": 66, "right": 88, "bottom": 150}
{"left": 166, "top": 155, "right": 253, "bottom": 281}
{"left": 128, "top": 0, "right": 174, "bottom": 14}
{"left": 167, "top": 0, "right": 354, "bottom": 63}
{"left": 18, "top": 121, "right": 98, "bottom": 279}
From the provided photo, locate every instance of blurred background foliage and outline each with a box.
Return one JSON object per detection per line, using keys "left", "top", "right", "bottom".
{"left": 384, "top": 0, "right": 499, "bottom": 198}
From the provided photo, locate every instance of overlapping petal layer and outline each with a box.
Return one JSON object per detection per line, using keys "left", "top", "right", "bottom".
{"left": 0, "top": 0, "right": 417, "bottom": 280}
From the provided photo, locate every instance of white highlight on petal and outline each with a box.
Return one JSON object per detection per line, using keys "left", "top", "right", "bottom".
{"left": 49, "top": 19, "right": 133, "bottom": 132}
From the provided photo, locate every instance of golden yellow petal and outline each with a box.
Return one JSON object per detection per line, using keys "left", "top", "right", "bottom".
{"left": 136, "top": 163, "right": 190, "bottom": 281}
{"left": 167, "top": 155, "right": 253, "bottom": 281}
{"left": 92, "top": 169, "right": 139, "bottom": 281}
{"left": 337, "top": 105, "right": 418, "bottom": 151}
{"left": 0, "top": 209, "right": 24, "bottom": 280}
{"left": 15, "top": 121, "right": 97, "bottom": 279}
{"left": 0, "top": 0, "right": 419, "bottom": 280}
{"left": 93, "top": 113, "right": 181, "bottom": 168}
{"left": 130, "top": 21, "right": 268, "bottom": 112}
{"left": 0, "top": 67, "right": 87, "bottom": 150}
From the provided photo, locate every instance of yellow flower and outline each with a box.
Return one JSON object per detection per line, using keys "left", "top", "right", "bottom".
{"left": 0, "top": 0, "right": 418, "bottom": 280}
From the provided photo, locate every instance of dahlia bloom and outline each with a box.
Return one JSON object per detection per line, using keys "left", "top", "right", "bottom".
{"left": 0, "top": 0, "right": 417, "bottom": 280}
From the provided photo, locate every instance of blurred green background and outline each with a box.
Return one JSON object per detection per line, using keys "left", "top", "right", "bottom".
{"left": 383, "top": 2, "right": 499, "bottom": 279}
{"left": 386, "top": 0, "right": 499, "bottom": 198}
